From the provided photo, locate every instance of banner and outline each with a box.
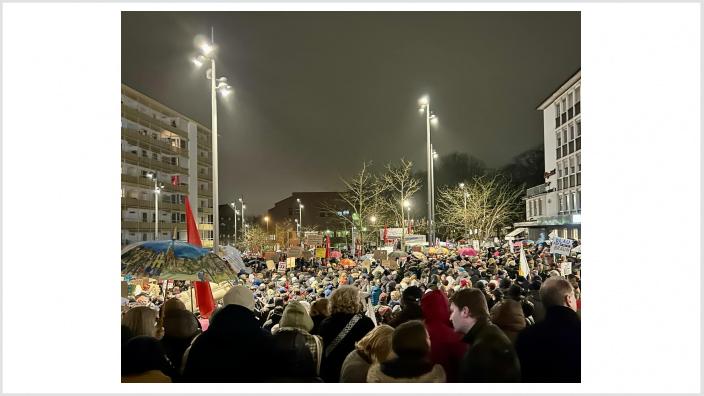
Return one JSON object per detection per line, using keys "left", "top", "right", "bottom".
{"left": 287, "top": 246, "right": 303, "bottom": 258}
{"left": 550, "top": 237, "right": 574, "bottom": 256}
{"left": 263, "top": 251, "right": 277, "bottom": 260}
{"left": 472, "top": 240, "right": 480, "bottom": 250}
{"left": 381, "top": 228, "right": 404, "bottom": 239}
{"left": 404, "top": 234, "right": 427, "bottom": 246}
{"left": 315, "top": 247, "right": 326, "bottom": 258}
{"left": 519, "top": 245, "right": 530, "bottom": 277}
{"left": 305, "top": 233, "right": 323, "bottom": 246}
{"left": 303, "top": 250, "right": 313, "bottom": 260}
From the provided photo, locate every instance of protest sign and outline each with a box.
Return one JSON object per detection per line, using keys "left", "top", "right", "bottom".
{"left": 286, "top": 257, "right": 297, "bottom": 268}
{"left": 266, "top": 260, "right": 276, "bottom": 271}
{"left": 561, "top": 262, "right": 573, "bottom": 276}
{"left": 550, "top": 237, "right": 574, "bottom": 256}
{"left": 277, "top": 262, "right": 286, "bottom": 273}
{"left": 373, "top": 249, "right": 388, "bottom": 261}
{"left": 315, "top": 248, "right": 326, "bottom": 258}
{"left": 287, "top": 246, "right": 303, "bottom": 258}
{"left": 305, "top": 233, "right": 323, "bottom": 246}
{"left": 263, "top": 251, "right": 276, "bottom": 260}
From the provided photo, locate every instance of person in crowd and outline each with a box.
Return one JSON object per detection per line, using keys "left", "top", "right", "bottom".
{"left": 420, "top": 289, "right": 467, "bottom": 382}
{"left": 449, "top": 288, "right": 521, "bottom": 382}
{"left": 387, "top": 285, "right": 424, "bottom": 328}
{"left": 318, "top": 285, "right": 375, "bottom": 383}
{"left": 525, "top": 280, "right": 546, "bottom": 323}
{"left": 122, "top": 306, "right": 157, "bottom": 338}
{"left": 263, "top": 297, "right": 285, "bottom": 333}
{"left": 515, "top": 277, "right": 581, "bottom": 382}
{"left": 309, "top": 298, "right": 331, "bottom": 335}
{"left": 366, "top": 320, "right": 446, "bottom": 383}
{"left": 340, "top": 324, "right": 394, "bottom": 382}
{"left": 272, "top": 301, "right": 323, "bottom": 382}
{"left": 155, "top": 298, "right": 187, "bottom": 339}
{"left": 159, "top": 308, "right": 200, "bottom": 381}
{"left": 121, "top": 336, "right": 174, "bottom": 383}
{"left": 181, "top": 285, "right": 280, "bottom": 382}
{"left": 490, "top": 284, "right": 527, "bottom": 343}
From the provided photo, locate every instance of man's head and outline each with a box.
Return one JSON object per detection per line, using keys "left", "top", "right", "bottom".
{"left": 540, "top": 277, "right": 577, "bottom": 311}
{"left": 449, "top": 288, "right": 489, "bottom": 334}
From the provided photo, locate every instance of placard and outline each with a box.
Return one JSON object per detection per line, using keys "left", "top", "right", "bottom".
{"left": 382, "top": 259, "right": 398, "bottom": 270}
{"left": 263, "top": 251, "right": 277, "bottom": 260}
{"left": 277, "top": 261, "right": 287, "bottom": 273}
{"left": 550, "top": 237, "right": 574, "bottom": 256}
{"left": 266, "top": 260, "right": 276, "bottom": 271}
{"left": 315, "top": 248, "right": 326, "bottom": 258}
{"left": 305, "top": 233, "right": 323, "bottom": 246}
{"left": 286, "top": 257, "right": 297, "bottom": 268}
{"left": 373, "top": 249, "right": 388, "bottom": 261}
{"left": 561, "top": 262, "right": 572, "bottom": 276}
{"left": 287, "top": 246, "right": 303, "bottom": 258}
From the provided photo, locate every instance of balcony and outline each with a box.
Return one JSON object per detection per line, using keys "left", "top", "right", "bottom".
{"left": 526, "top": 183, "right": 548, "bottom": 197}
{"left": 121, "top": 104, "right": 188, "bottom": 139}
{"left": 121, "top": 220, "right": 187, "bottom": 231}
{"left": 121, "top": 128, "right": 187, "bottom": 157}
{"left": 121, "top": 174, "right": 189, "bottom": 194}
{"left": 121, "top": 197, "right": 186, "bottom": 211}
{"left": 121, "top": 150, "right": 189, "bottom": 176}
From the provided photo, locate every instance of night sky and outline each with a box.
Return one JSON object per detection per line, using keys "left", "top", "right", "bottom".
{"left": 122, "top": 11, "right": 580, "bottom": 215}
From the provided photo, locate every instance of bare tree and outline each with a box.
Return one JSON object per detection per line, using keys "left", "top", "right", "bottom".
{"left": 379, "top": 158, "right": 421, "bottom": 250}
{"left": 436, "top": 174, "right": 524, "bottom": 241}
{"left": 243, "top": 225, "right": 269, "bottom": 253}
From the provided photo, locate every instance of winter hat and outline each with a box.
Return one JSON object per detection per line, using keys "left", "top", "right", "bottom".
{"left": 499, "top": 278, "right": 512, "bottom": 290}
{"left": 280, "top": 301, "right": 314, "bottom": 332}
{"left": 223, "top": 285, "right": 255, "bottom": 311}
{"left": 402, "top": 286, "right": 423, "bottom": 305}
{"left": 508, "top": 284, "right": 523, "bottom": 300}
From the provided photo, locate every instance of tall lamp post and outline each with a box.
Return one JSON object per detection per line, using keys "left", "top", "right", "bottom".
{"left": 419, "top": 96, "right": 438, "bottom": 246}
{"left": 192, "top": 27, "right": 232, "bottom": 252}
{"left": 296, "top": 198, "right": 304, "bottom": 246}
{"left": 264, "top": 215, "right": 270, "bottom": 234}
{"left": 459, "top": 183, "right": 468, "bottom": 241}
{"left": 431, "top": 146, "right": 438, "bottom": 243}
{"left": 229, "top": 202, "right": 239, "bottom": 245}
{"left": 146, "top": 171, "right": 164, "bottom": 240}
{"left": 370, "top": 215, "right": 377, "bottom": 248}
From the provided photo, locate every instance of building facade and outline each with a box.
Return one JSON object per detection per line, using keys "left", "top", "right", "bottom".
{"left": 267, "top": 192, "right": 355, "bottom": 249}
{"left": 517, "top": 70, "right": 581, "bottom": 241}
{"left": 121, "top": 84, "right": 214, "bottom": 247}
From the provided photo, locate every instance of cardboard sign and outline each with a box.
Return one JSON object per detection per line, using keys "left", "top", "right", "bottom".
{"left": 287, "top": 247, "right": 303, "bottom": 258}
{"left": 561, "top": 262, "right": 572, "bottom": 276}
{"left": 277, "top": 262, "right": 287, "bottom": 273}
{"left": 305, "top": 233, "right": 323, "bottom": 246}
{"left": 373, "top": 249, "right": 388, "bottom": 261}
{"left": 315, "top": 248, "right": 326, "bottom": 258}
{"left": 286, "top": 257, "right": 297, "bottom": 268}
{"left": 263, "top": 251, "right": 277, "bottom": 260}
{"left": 266, "top": 260, "right": 276, "bottom": 271}
{"left": 550, "top": 237, "right": 574, "bottom": 256}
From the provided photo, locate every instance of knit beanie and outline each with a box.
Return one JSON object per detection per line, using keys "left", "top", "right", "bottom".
{"left": 279, "top": 301, "right": 314, "bottom": 332}
{"left": 223, "top": 285, "right": 255, "bottom": 311}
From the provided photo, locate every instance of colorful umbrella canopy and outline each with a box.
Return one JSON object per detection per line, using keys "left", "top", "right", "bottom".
{"left": 329, "top": 250, "right": 342, "bottom": 259}
{"left": 411, "top": 251, "right": 427, "bottom": 261}
{"left": 458, "top": 247, "right": 477, "bottom": 257}
{"left": 121, "top": 240, "right": 238, "bottom": 283}
{"left": 340, "top": 258, "right": 356, "bottom": 268}
{"left": 388, "top": 250, "right": 408, "bottom": 259}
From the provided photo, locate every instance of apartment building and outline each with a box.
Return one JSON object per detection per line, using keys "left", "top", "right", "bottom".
{"left": 515, "top": 70, "right": 581, "bottom": 241}
{"left": 120, "top": 84, "right": 214, "bottom": 247}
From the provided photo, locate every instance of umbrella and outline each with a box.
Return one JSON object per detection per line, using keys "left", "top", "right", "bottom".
{"left": 388, "top": 250, "right": 408, "bottom": 259}
{"left": 218, "top": 245, "right": 246, "bottom": 273}
{"left": 458, "top": 247, "right": 477, "bottom": 257}
{"left": 121, "top": 240, "right": 238, "bottom": 283}
{"left": 411, "top": 251, "right": 427, "bottom": 261}
{"left": 340, "top": 258, "right": 356, "bottom": 268}
{"left": 360, "top": 253, "right": 374, "bottom": 261}
{"left": 427, "top": 247, "right": 438, "bottom": 255}
{"left": 330, "top": 251, "right": 342, "bottom": 259}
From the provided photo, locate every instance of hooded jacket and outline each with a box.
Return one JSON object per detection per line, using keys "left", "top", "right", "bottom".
{"left": 420, "top": 290, "right": 467, "bottom": 382}
{"left": 458, "top": 318, "right": 521, "bottom": 383}
{"left": 366, "top": 360, "right": 446, "bottom": 383}
{"left": 181, "top": 304, "right": 280, "bottom": 382}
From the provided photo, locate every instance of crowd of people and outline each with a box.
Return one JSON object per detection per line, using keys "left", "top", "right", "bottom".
{"left": 121, "top": 243, "right": 581, "bottom": 383}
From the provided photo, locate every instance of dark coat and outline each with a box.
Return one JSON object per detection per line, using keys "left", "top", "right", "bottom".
{"left": 515, "top": 306, "right": 581, "bottom": 383}
{"left": 181, "top": 304, "right": 280, "bottom": 382}
{"left": 387, "top": 303, "right": 424, "bottom": 328}
{"left": 160, "top": 334, "right": 196, "bottom": 380}
{"left": 458, "top": 318, "right": 521, "bottom": 382}
{"left": 490, "top": 299, "right": 526, "bottom": 344}
{"left": 525, "top": 290, "right": 546, "bottom": 323}
{"left": 318, "top": 312, "right": 375, "bottom": 383}
{"left": 271, "top": 328, "right": 320, "bottom": 382}
{"left": 420, "top": 290, "right": 467, "bottom": 382}
{"left": 310, "top": 314, "right": 327, "bottom": 336}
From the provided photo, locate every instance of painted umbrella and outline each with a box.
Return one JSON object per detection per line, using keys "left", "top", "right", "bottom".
{"left": 121, "top": 240, "right": 239, "bottom": 283}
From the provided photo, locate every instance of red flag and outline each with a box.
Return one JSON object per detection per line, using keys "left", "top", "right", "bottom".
{"left": 325, "top": 234, "right": 331, "bottom": 259}
{"left": 184, "top": 196, "right": 214, "bottom": 318}
{"left": 383, "top": 224, "right": 388, "bottom": 245}
{"left": 171, "top": 175, "right": 180, "bottom": 186}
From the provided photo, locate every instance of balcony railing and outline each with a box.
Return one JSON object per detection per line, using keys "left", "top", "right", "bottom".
{"left": 121, "top": 197, "right": 186, "bottom": 211}
{"left": 526, "top": 183, "right": 548, "bottom": 197}
{"left": 121, "top": 220, "right": 187, "bottom": 231}
{"left": 121, "top": 150, "right": 189, "bottom": 176}
{"left": 121, "top": 104, "right": 188, "bottom": 139}
{"left": 121, "top": 174, "right": 189, "bottom": 194}
{"left": 121, "top": 128, "right": 187, "bottom": 157}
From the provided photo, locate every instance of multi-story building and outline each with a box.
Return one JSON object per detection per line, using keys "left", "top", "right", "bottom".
{"left": 267, "top": 192, "right": 354, "bottom": 249}
{"left": 515, "top": 70, "right": 581, "bottom": 241}
{"left": 121, "top": 84, "right": 214, "bottom": 247}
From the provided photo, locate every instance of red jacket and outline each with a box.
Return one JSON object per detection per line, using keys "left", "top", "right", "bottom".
{"left": 420, "top": 290, "right": 467, "bottom": 382}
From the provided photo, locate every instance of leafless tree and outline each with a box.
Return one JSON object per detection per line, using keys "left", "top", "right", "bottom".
{"left": 379, "top": 158, "right": 421, "bottom": 250}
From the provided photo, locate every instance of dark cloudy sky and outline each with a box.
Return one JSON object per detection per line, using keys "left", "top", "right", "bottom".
{"left": 122, "top": 11, "right": 580, "bottom": 215}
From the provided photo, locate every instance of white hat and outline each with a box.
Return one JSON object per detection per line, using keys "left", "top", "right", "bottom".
{"left": 223, "top": 285, "right": 255, "bottom": 311}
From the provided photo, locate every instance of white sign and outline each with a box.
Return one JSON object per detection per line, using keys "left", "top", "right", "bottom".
{"left": 381, "top": 228, "right": 404, "bottom": 239}
{"left": 404, "top": 234, "right": 427, "bottom": 246}
{"left": 277, "top": 262, "right": 287, "bottom": 273}
{"left": 550, "top": 237, "right": 574, "bottom": 256}
{"left": 472, "top": 240, "right": 480, "bottom": 250}
{"left": 561, "top": 262, "right": 572, "bottom": 276}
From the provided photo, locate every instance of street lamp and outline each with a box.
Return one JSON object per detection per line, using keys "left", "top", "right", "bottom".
{"left": 419, "top": 96, "right": 438, "bottom": 246}
{"left": 296, "top": 198, "right": 304, "bottom": 245}
{"left": 229, "top": 202, "right": 240, "bottom": 245}
{"left": 459, "top": 183, "right": 468, "bottom": 241}
{"left": 192, "top": 27, "right": 233, "bottom": 252}
{"left": 264, "top": 215, "right": 270, "bottom": 234}
{"left": 146, "top": 171, "right": 164, "bottom": 240}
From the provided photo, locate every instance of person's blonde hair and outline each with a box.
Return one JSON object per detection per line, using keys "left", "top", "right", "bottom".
{"left": 122, "top": 306, "right": 157, "bottom": 337}
{"left": 355, "top": 324, "right": 394, "bottom": 363}
{"left": 156, "top": 298, "right": 186, "bottom": 338}
{"left": 329, "top": 285, "right": 362, "bottom": 315}
{"left": 310, "top": 298, "right": 331, "bottom": 317}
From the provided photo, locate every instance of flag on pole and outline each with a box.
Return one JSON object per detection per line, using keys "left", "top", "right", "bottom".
{"left": 519, "top": 245, "right": 530, "bottom": 278}
{"left": 325, "top": 234, "right": 331, "bottom": 259}
{"left": 171, "top": 175, "right": 180, "bottom": 186}
{"left": 383, "top": 224, "right": 388, "bottom": 245}
{"left": 185, "top": 195, "right": 215, "bottom": 319}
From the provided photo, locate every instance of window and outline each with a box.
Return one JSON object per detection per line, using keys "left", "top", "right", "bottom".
{"left": 572, "top": 192, "right": 578, "bottom": 211}
{"left": 556, "top": 147, "right": 561, "bottom": 159}
{"left": 142, "top": 149, "right": 148, "bottom": 158}
{"left": 143, "top": 233, "right": 148, "bottom": 241}
{"left": 563, "top": 129, "right": 568, "bottom": 142}
{"left": 562, "top": 144, "right": 567, "bottom": 157}
{"left": 569, "top": 141, "right": 575, "bottom": 154}
{"left": 575, "top": 86, "right": 580, "bottom": 103}
{"left": 577, "top": 191, "right": 581, "bottom": 209}
{"left": 142, "top": 213, "right": 147, "bottom": 222}
{"left": 569, "top": 157, "right": 575, "bottom": 174}
{"left": 152, "top": 152, "right": 158, "bottom": 160}
{"left": 568, "top": 93, "right": 573, "bottom": 108}
{"left": 577, "top": 172, "right": 581, "bottom": 185}
{"left": 577, "top": 154, "right": 581, "bottom": 172}
{"left": 556, "top": 132, "right": 562, "bottom": 147}
{"left": 576, "top": 137, "right": 581, "bottom": 151}
{"left": 557, "top": 179, "right": 562, "bottom": 190}
{"left": 538, "top": 199, "right": 543, "bottom": 215}
{"left": 569, "top": 125, "right": 575, "bottom": 140}
{"left": 559, "top": 195, "right": 563, "bottom": 212}
{"left": 528, "top": 202, "right": 532, "bottom": 218}
{"left": 570, "top": 175, "right": 575, "bottom": 187}
{"left": 558, "top": 167, "right": 562, "bottom": 177}
{"left": 572, "top": 228, "right": 579, "bottom": 240}
{"left": 577, "top": 121, "right": 581, "bottom": 136}
{"left": 563, "top": 160, "right": 569, "bottom": 176}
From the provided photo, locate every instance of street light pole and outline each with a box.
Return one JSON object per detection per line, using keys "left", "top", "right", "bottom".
{"left": 459, "top": 183, "right": 468, "bottom": 241}
{"left": 297, "top": 198, "right": 303, "bottom": 247}
{"left": 146, "top": 172, "right": 163, "bottom": 240}
{"left": 419, "top": 96, "right": 437, "bottom": 247}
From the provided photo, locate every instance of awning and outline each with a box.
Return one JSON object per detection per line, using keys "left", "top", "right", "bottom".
{"left": 504, "top": 227, "right": 528, "bottom": 240}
